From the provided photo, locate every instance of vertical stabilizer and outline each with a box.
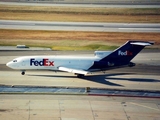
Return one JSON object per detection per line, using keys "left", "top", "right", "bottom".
{"left": 89, "top": 41, "right": 154, "bottom": 70}
{"left": 102, "top": 41, "right": 153, "bottom": 65}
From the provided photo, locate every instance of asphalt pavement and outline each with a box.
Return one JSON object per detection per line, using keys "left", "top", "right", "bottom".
{"left": 0, "top": 1, "right": 160, "bottom": 8}
{"left": 0, "top": 50, "right": 160, "bottom": 91}
{"left": 1, "top": 20, "right": 160, "bottom": 32}
{"left": 0, "top": 1, "right": 160, "bottom": 120}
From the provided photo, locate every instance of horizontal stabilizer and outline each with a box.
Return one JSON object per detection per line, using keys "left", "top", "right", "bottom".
{"left": 131, "top": 41, "right": 154, "bottom": 46}
{"left": 58, "top": 67, "right": 88, "bottom": 75}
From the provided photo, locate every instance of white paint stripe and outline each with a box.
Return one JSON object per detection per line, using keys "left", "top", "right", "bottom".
{"left": 130, "top": 102, "right": 160, "bottom": 111}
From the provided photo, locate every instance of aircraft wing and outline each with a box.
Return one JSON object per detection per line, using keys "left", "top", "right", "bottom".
{"left": 58, "top": 66, "right": 89, "bottom": 75}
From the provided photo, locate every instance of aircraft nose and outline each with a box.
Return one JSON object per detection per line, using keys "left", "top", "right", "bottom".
{"left": 6, "top": 62, "right": 11, "bottom": 67}
{"left": 6, "top": 61, "right": 14, "bottom": 69}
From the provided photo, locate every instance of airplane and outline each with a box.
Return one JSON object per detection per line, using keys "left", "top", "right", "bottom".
{"left": 6, "top": 41, "right": 154, "bottom": 78}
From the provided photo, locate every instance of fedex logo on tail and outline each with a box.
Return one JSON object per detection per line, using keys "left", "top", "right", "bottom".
{"left": 30, "top": 58, "right": 54, "bottom": 66}
{"left": 118, "top": 50, "right": 132, "bottom": 56}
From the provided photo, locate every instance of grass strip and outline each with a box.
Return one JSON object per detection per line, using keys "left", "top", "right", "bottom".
{"left": 0, "top": 29, "right": 159, "bottom": 50}
{"left": 52, "top": 45, "right": 118, "bottom": 51}
{"left": 0, "top": 5, "right": 160, "bottom": 23}
{"left": 0, "top": 5, "right": 159, "bottom": 15}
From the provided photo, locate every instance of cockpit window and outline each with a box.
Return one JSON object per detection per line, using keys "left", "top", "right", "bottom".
{"left": 13, "top": 60, "right": 17, "bottom": 62}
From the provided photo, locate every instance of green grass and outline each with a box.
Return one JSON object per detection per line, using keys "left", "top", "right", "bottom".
{"left": 52, "top": 44, "right": 118, "bottom": 51}
{"left": 0, "top": 42, "right": 118, "bottom": 51}
{"left": 0, "top": 39, "right": 118, "bottom": 51}
{"left": 0, "top": 29, "right": 159, "bottom": 50}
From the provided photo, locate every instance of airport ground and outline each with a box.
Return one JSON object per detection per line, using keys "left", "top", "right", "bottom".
{"left": 0, "top": 4, "right": 159, "bottom": 23}
{"left": 0, "top": 49, "right": 159, "bottom": 119}
{"left": 0, "top": 29, "right": 160, "bottom": 50}
{"left": 0, "top": 50, "right": 160, "bottom": 120}
{"left": 0, "top": 94, "right": 160, "bottom": 120}
{"left": 0, "top": 1, "right": 160, "bottom": 120}
{"left": 0, "top": 50, "right": 160, "bottom": 90}
{"left": 0, "top": 1, "right": 160, "bottom": 23}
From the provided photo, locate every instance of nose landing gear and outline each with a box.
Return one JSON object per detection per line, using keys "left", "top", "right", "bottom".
{"left": 21, "top": 71, "right": 25, "bottom": 75}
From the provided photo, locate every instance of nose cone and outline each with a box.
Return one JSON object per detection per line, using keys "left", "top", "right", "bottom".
{"left": 6, "top": 61, "right": 16, "bottom": 69}
{"left": 6, "top": 61, "right": 12, "bottom": 68}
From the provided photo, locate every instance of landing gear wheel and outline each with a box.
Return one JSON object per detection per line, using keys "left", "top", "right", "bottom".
{"left": 21, "top": 71, "right": 25, "bottom": 75}
{"left": 77, "top": 74, "right": 84, "bottom": 78}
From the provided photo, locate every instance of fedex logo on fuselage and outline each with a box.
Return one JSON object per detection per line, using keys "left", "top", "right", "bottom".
{"left": 30, "top": 58, "right": 54, "bottom": 66}
{"left": 118, "top": 50, "right": 132, "bottom": 56}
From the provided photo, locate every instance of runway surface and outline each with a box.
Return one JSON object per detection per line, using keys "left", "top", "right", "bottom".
{"left": 0, "top": 50, "right": 160, "bottom": 90}
{"left": 1, "top": 20, "right": 160, "bottom": 32}
{"left": 0, "top": 95, "right": 159, "bottom": 120}
{"left": 0, "top": 1, "right": 160, "bottom": 8}
{"left": 0, "top": 49, "right": 160, "bottom": 120}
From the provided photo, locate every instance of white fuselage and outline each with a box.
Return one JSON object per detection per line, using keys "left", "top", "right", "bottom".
{"left": 6, "top": 55, "right": 102, "bottom": 71}
{"left": 7, "top": 51, "right": 112, "bottom": 71}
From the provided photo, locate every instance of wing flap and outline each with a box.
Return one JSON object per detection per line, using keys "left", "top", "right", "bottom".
{"left": 58, "top": 67, "right": 89, "bottom": 75}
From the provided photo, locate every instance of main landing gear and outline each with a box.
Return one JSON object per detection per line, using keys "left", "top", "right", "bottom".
{"left": 75, "top": 73, "right": 84, "bottom": 78}
{"left": 21, "top": 71, "right": 25, "bottom": 75}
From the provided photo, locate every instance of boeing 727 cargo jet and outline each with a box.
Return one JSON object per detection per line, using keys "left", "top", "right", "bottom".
{"left": 6, "top": 41, "right": 154, "bottom": 78}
